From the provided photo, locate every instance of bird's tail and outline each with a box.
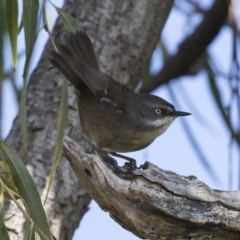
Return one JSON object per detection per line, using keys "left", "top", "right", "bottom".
{"left": 47, "top": 31, "right": 99, "bottom": 90}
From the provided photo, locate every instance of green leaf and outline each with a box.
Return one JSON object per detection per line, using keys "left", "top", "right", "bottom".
{"left": 0, "top": 151, "right": 15, "bottom": 186}
{"left": 0, "top": 0, "right": 7, "bottom": 140}
{"left": 21, "top": 0, "right": 39, "bottom": 151}
{"left": 44, "top": 80, "right": 68, "bottom": 203}
{"left": 24, "top": 225, "right": 35, "bottom": 240}
{"left": 0, "top": 0, "right": 6, "bottom": 78}
{"left": 42, "top": 5, "right": 57, "bottom": 52}
{"left": 42, "top": 5, "right": 49, "bottom": 33}
{"left": 0, "top": 174, "right": 20, "bottom": 200}
{"left": 6, "top": 0, "right": 18, "bottom": 68}
{"left": 18, "top": 14, "right": 23, "bottom": 34}
{"left": 0, "top": 161, "right": 11, "bottom": 175}
{"left": 0, "top": 195, "right": 4, "bottom": 230}
{"left": 21, "top": 0, "right": 37, "bottom": 149}
{"left": 0, "top": 196, "right": 10, "bottom": 240}
{"left": 20, "top": 78, "right": 28, "bottom": 153}
{"left": 53, "top": 4, "right": 80, "bottom": 33}
{"left": 0, "top": 142, "right": 52, "bottom": 240}
{"left": 23, "top": 0, "right": 39, "bottom": 74}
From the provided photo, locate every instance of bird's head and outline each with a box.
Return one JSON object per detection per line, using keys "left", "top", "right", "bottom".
{"left": 137, "top": 94, "right": 191, "bottom": 135}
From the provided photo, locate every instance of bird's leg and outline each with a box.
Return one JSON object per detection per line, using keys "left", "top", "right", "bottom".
{"left": 97, "top": 150, "right": 119, "bottom": 171}
{"left": 110, "top": 152, "right": 137, "bottom": 170}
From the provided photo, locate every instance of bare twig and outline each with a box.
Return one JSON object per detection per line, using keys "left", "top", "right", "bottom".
{"left": 141, "top": 0, "right": 230, "bottom": 93}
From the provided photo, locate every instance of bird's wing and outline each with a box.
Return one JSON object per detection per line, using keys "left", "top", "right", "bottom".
{"left": 47, "top": 31, "right": 126, "bottom": 111}
{"left": 74, "top": 64, "right": 126, "bottom": 111}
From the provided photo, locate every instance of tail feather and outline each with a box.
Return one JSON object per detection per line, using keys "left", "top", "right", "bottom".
{"left": 66, "top": 32, "right": 99, "bottom": 69}
{"left": 47, "top": 31, "right": 99, "bottom": 90}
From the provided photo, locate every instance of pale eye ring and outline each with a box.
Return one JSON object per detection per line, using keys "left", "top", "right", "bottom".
{"left": 155, "top": 108, "right": 161, "bottom": 114}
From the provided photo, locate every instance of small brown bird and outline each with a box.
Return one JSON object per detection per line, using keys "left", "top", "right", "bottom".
{"left": 47, "top": 31, "right": 190, "bottom": 169}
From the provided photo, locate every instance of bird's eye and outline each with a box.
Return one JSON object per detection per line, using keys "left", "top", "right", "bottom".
{"left": 155, "top": 109, "right": 161, "bottom": 114}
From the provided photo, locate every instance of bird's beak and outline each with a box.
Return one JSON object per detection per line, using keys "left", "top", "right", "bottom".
{"left": 170, "top": 111, "right": 191, "bottom": 117}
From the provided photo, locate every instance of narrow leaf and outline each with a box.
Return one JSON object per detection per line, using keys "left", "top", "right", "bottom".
{"left": 44, "top": 79, "right": 68, "bottom": 203}
{"left": 0, "top": 0, "right": 6, "bottom": 79}
{"left": 20, "top": 78, "right": 28, "bottom": 153}
{"left": 0, "top": 174, "right": 20, "bottom": 200}
{"left": 23, "top": 0, "right": 39, "bottom": 74}
{"left": 52, "top": 4, "right": 79, "bottom": 33}
{"left": 0, "top": 142, "right": 52, "bottom": 240}
{"left": 21, "top": 0, "right": 39, "bottom": 151}
{"left": 24, "top": 225, "right": 35, "bottom": 240}
{"left": 21, "top": 0, "right": 38, "bottom": 149}
{"left": 43, "top": 4, "right": 57, "bottom": 52}
{"left": 18, "top": 14, "right": 23, "bottom": 34}
{"left": 6, "top": 0, "right": 18, "bottom": 68}
{"left": 57, "top": 8, "right": 80, "bottom": 32}
{"left": 0, "top": 195, "right": 4, "bottom": 230}
{"left": 0, "top": 196, "right": 10, "bottom": 240}
{"left": 0, "top": 179, "right": 48, "bottom": 240}
{"left": 0, "top": 162, "right": 11, "bottom": 175}
{"left": 0, "top": 0, "right": 7, "bottom": 139}
{"left": 42, "top": 5, "right": 49, "bottom": 33}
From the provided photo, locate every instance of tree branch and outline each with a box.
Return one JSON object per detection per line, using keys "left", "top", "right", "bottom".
{"left": 140, "top": 0, "right": 230, "bottom": 93}
{"left": 63, "top": 136, "right": 240, "bottom": 240}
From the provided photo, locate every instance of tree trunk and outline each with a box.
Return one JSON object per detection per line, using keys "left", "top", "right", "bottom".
{"left": 5, "top": 0, "right": 173, "bottom": 239}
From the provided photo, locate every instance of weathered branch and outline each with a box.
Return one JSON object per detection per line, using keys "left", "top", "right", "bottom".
{"left": 140, "top": 0, "right": 230, "bottom": 93}
{"left": 63, "top": 136, "right": 240, "bottom": 240}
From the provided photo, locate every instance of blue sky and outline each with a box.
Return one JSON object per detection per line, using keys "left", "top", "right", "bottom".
{"left": 2, "top": 1, "right": 239, "bottom": 239}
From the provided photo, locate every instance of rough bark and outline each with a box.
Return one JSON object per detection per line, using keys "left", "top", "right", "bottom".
{"left": 63, "top": 136, "right": 240, "bottom": 240}
{"left": 5, "top": 0, "right": 173, "bottom": 239}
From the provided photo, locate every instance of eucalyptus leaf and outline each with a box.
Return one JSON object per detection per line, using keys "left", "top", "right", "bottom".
{"left": 24, "top": 225, "right": 35, "bottom": 240}
{"left": 0, "top": 142, "right": 52, "bottom": 240}
{"left": 6, "top": 0, "right": 18, "bottom": 68}
{"left": 0, "top": 196, "right": 10, "bottom": 240}
{"left": 0, "top": 162, "right": 11, "bottom": 175}
{"left": 20, "top": 81, "right": 28, "bottom": 153}
{"left": 21, "top": 0, "right": 39, "bottom": 152}
{"left": 44, "top": 79, "right": 68, "bottom": 203}
{"left": 54, "top": 5, "right": 80, "bottom": 32}
{"left": 23, "top": 0, "right": 39, "bottom": 74}
{"left": 0, "top": 174, "right": 20, "bottom": 200}
{"left": 0, "top": 0, "right": 7, "bottom": 139}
